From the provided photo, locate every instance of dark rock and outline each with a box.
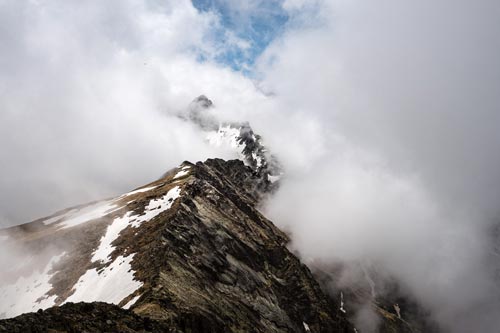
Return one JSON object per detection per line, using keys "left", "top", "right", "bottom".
{"left": 0, "top": 302, "right": 175, "bottom": 333}
{"left": 0, "top": 158, "right": 353, "bottom": 333}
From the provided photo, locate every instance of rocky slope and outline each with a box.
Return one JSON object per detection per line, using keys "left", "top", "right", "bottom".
{"left": 0, "top": 96, "right": 435, "bottom": 332}
{"left": 0, "top": 157, "right": 352, "bottom": 332}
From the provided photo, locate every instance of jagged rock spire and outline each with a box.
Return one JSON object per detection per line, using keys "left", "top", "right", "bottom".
{"left": 185, "top": 95, "right": 283, "bottom": 183}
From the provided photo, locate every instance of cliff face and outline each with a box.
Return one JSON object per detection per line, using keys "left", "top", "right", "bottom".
{"left": 0, "top": 158, "right": 352, "bottom": 332}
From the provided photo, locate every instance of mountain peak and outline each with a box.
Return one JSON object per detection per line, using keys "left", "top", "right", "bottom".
{"left": 185, "top": 95, "right": 217, "bottom": 130}
{"left": 192, "top": 95, "right": 213, "bottom": 108}
{"left": 181, "top": 95, "right": 283, "bottom": 182}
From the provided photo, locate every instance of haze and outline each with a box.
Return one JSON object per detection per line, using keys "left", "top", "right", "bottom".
{"left": 1, "top": 1, "right": 499, "bottom": 332}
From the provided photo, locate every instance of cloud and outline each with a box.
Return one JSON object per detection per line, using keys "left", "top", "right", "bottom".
{"left": 0, "top": 0, "right": 264, "bottom": 226}
{"left": 192, "top": 0, "right": 289, "bottom": 71}
{"left": 1, "top": 1, "right": 500, "bottom": 331}
{"left": 251, "top": 1, "right": 500, "bottom": 331}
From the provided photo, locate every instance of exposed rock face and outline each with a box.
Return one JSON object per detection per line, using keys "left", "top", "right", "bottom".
{"left": 133, "top": 158, "right": 352, "bottom": 332}
{"left": 0, "top": 302, "right": 174, "bottom": 333}
{"left": 0, "top": 158, "right": 352, "bottom": 332}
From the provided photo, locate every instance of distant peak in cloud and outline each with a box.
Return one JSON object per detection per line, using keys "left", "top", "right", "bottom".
{"left": 192, "top": 95, "right": 214, "bottom": 108}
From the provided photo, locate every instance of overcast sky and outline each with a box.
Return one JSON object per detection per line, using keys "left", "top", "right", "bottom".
{"left": 1, "top": 1, "right": 500, "bottom": 331}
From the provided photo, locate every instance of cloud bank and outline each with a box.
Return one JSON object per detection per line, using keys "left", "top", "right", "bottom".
{"left": 254, "top": 1, "right": 500, "bottom": 332}
{"left": 1, "top": 1, "right": 500, "bottom": 332}
{"left": 0, "top": 0, "right": 262, "bottom": 225}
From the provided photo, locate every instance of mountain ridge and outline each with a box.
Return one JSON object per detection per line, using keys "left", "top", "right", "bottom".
{"left": 0, "top": 97, "right": 434, "bottom": 332}
{"left": 0, "top": 157, "right": 354, "bottom": 332}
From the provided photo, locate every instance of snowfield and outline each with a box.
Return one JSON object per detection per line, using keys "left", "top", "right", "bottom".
{"left": 206, "top": 125, "right": 249, "bottom": 165}
{"left": 92, "top": 186, "right": 181, "bottom": 262}
{"left": 64, "top": 254, "right": 142, "bottom": 306}
{"left": 122, "top": 184, "right": 160, "bottom": 197}
{"left": 42, "top": 200, "right": 122, "bottom": 229}
{"left": 0, "top": 185, "right": 182, "bottom": 319}
{"left": 0, "top": 253, "right": 65, "bottom": 319}
{"left": 174, "top": 165, "right": 190, "bottom": 179}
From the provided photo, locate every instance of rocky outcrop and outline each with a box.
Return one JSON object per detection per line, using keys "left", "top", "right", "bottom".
{"left": 129, "top": 158, "right": 352, "bottom": 332}
{"left": 0, "top": 302, "right": 174, "bottom": 333}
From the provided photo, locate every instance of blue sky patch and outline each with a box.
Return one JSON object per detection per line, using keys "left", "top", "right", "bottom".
{"left": 192, "top": 0, "right": 288, "bottom": 74}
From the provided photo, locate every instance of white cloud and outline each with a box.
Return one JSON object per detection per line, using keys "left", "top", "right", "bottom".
{"left": 0, "top": 0, "right": 265, "bottom": 225}
{"left": 254, "top": 1, "right": 500, "bottom": 331}
{"left": 1, "top": 1, "right": 500, "bottom": 331}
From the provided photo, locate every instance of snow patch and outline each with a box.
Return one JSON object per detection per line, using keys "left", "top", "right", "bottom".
{"left": 92, "top": 186, "right": 182, "bottom": 263}
{"left": 340, "top": 291, "right": 346, "bottom": 313}
{"left": 173, "top": 167, "right": 190, "bottom": 179}
{"left": 129, "top": 186, "right": 181, "bottom": 228}
{"left": 43, "top": 201, "right": 122, "bottom": 229}
{"left": 267, "top": 174, "right": 281, "bottom": 183}
{"left": 206, "top": 125, "right": 249, "bottom": 165}
{"left": 123, "top": 294, "right": 141, "bottom": 310}
{"left": 122, "top": 185, "right": 159, "bottom": 197}
{"left": 303, "top": 322, "right": 311, "bottom": 332}
{"left": 0, "top": 253, "right": 65, "bottom": 319}
{"left": 207, "top": 125, "right": 243, "bottom": 150}
{"left": 252, "top": 152, "right": 263, "bottom": 168}
{"left": 64, "top": 254, "right": 142, "bottom": 306}
{"left": 92, "top": 212, "right": 134, "bottom": 263}
{"left": 394, "top": 303, "right": 401, "bottom": 319}
{"left": 41, "top": 208, "right": 78, "bottom": 225}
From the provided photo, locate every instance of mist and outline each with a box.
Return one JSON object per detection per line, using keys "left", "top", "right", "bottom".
{"left": 1, "top": 0, "right": 500, "bottom": 332}
{"left": 0, "top": 0, "right": 260, "bottom": 226}
{"left": 253, "top": 1, "right": 500, "bottom": 332}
